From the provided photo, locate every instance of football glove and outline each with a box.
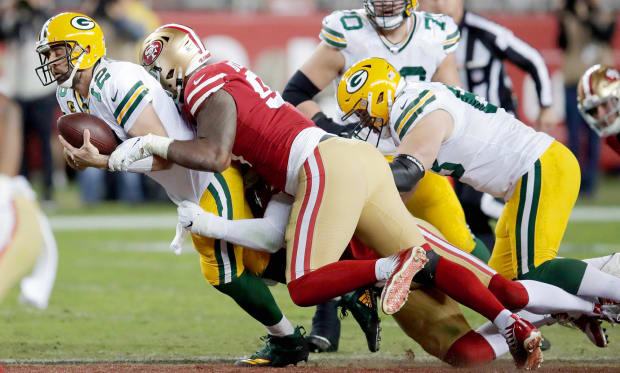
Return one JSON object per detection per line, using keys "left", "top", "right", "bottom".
{"left": 177, "top": 200, "right": 227, "bottom": 240}
{"left": 108, "top": 134, "right": 172, "bottom": 171}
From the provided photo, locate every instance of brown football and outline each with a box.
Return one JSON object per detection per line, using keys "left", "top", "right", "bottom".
{"left": 57, "top": 113, "right": 119, "bottom": 155}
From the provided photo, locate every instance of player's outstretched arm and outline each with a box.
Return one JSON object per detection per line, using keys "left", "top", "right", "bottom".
{"left": 177, "top": 192, "right": 293, "bottom": 253}
{"left": 393, "top": 110, "right": 453, "bottom": 199}
{"left": 109, "top": 90, "right": 237, "bottom": 173}
{"left": 167, "top": 89, "right": 236, "bottom": 172}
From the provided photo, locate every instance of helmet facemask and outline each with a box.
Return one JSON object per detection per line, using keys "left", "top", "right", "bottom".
{"left": 578, "top": 64, "right": 620, "bottom": 137}
{"left": 364, "top": 0, "right": 414, "bottom": 30}
{"left": 35, "top": 40, "right": 86, "bottom": 87}
{"left": 140, "top": 24, "right": 211, "bottom": 106}
{"left": 579, "top": 93, "right": 620, "bottom": 137}
{"left": 35, "top": 13, "right": 106, "bottom": 88}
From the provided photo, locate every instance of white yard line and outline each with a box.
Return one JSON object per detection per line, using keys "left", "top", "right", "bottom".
{"left": 49, "top": 206, "right": 620, "bottom": 232}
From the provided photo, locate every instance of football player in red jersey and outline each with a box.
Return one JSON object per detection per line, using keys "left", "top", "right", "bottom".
{"left": 109, "top": 24, "right": 550, "bottom": 369}
{"left": 577, "top": 64, "right": 620, "bottom": 155}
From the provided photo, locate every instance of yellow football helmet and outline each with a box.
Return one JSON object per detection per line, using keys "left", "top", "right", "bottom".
{"left": 364, "top": 0, "right": 416, "bottom": 30}
{"left": 140, "top": 24, "right": 211, "bottom": 103}
{"left": 337, "top": 57, "right": 404, "bottom": 132}
{"left": 35, "top": 12, "right": 105, "bottom": 88}
{"left": 578, "top": 64, "right": 620, "bottom": 137}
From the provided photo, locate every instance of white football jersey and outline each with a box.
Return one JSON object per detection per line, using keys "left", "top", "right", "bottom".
{"left": 320, "top": 9, "right": 460, "bottom": 154}
{"left": 55, "top": 58, "right": 213, "bottom": 205}
{"left": 389, "top": 82, "right": 554, "bottom": 199}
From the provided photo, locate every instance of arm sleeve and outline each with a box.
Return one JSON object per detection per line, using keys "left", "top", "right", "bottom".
{"left": 441, "top": 15, "right": 461, "bottom": 56}
{"left": 493, "top": 26, "right": 553, "bottom": 107}
{"left": 319, "top": 11, "right": 348, "bottom": 49}
{"left": 210, "top": 192, "right": 293, "bottom": 253}
{"left": 106, "top": 68, "right": 153, "bottom": 132}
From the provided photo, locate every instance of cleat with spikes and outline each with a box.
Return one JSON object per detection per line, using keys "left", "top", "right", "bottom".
{"left": 234, "top": 326, "right": 309, "bottom": 367}
{"left": 340, "top": 285, "right": 381, "bottom": 352}
{"left": 380, "top": 246, "right": 428, "bottom": 315}
{"left": 500, "top": 314, "right": 543, "bottom": 370}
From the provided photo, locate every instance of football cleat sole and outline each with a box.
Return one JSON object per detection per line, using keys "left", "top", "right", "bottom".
{"left": 522, "top": 329, "right": 543, "bottom": 370}
{"left": 381, "top": 246, "right": 427, "bottom": 315}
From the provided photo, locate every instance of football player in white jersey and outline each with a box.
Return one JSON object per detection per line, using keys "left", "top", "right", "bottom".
{"left": 35, "top": 13, "right": 309, "bottom": 367}
{"left": 337, "top": 57, "right": 620, "bottom": 320}
{"left": 0, "top": 93, "right": 58, "bottom": 310}
{"left": 282, "top": 0, "right": 491, "bottom": 353}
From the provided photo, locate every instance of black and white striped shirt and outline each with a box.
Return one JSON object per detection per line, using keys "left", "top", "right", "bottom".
{"left": 455, "top": 11, "right": 552, "bottom": 114}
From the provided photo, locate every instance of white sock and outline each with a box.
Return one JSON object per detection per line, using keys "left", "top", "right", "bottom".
{"left": 265, "top": 316, "right": 295, "bottom": 337}
{"left": 519, "top": 280, "right": 595, "bottom": 315}
{"left": 577, "top": 264, "right": 620, "bottom": 302}
{"left": 493, "top": 309, "right": 514, "bottom": 331}
{"left": 477, "top": 310, "right": 555, "bottom": 359}
{"left": 375, "top": 256, "right": 398, "bottom": 281}
{"left": 582, "top": 254, "right": 614, "bottom": 270}
{"left": 476, "top": 323, "right": 506, "bottom": 358}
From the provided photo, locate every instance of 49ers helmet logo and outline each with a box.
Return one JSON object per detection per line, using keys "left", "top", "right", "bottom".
{"left": 606, "top": 68, "right": 620, "bottom": 82}
{"left": 70, "top": 16, "right": 95, "bottom": 30}
{"left": 346, "top": 70, "right": 369, "bottom": 93}
{"left": 142, "top": 40, "right": 163, "bottom": 66}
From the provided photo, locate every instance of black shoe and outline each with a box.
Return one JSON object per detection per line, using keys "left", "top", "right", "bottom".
{"left": 307, "top": 300, "right": 340, "bottom": 352}
{"left": 234, "top": 326, "right": 309, "bottom": 367}
{"left": 339, "top": 285, "right": 381, "bottom": 352}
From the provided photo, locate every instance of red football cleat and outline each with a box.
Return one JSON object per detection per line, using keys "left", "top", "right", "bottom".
{"left": 380, "top": 246, "right": 427, "bottom": 315}
{"left": 501, "top": 314, "right": 543, "bottom": 370}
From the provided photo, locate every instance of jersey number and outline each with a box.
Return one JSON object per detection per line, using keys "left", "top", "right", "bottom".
{"left": 446, "top": 85, "right": 498, "bottom": 113}
{"left": 424, "top": 15, "right": 446, "bottom": 31}
{"left": 90, "top": 67, "right": 111, "bottom": 103}
{"left": 399, "top": 66, "right": 427, "bottom": 81}
{"left": 244, "top": 70, "right": 285, "bottom": 109}
{"left": 431, "top": 160, "right": 464, "bottom": 179}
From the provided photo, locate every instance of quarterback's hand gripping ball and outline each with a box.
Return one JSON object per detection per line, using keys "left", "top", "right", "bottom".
{"left": 108, "top": 134, "right": 173, "bottom": 171}
{"left": 57, "top": 113, "right": 118, "bottom": 155}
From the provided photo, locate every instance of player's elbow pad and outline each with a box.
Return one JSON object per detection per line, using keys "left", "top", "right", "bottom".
{"left": 389, "top": 154, "right": 425, "bottom": 193}
{"left": 282, "top": 70, "right": 321, "bottom": 106}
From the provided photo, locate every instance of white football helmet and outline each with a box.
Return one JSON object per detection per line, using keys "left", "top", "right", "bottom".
{"left": 364, "top": 0, "right": 416, "bottom": 30}
{"left": 578, "top": 64, "right": 620, "bottom": 137}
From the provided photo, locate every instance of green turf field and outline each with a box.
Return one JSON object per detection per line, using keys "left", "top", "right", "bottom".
{"left": 2, "top": 179, "right": 620, "bottom": 365}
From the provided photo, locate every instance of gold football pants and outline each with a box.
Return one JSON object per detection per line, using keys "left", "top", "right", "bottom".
{"left": 191, "top": 163, "right": 270, "bottom": 286}
{"left": 489, "top": 141, "right": 580, "bottom": 279}
{"left": 0, "top": 196, "right": 43, "bottom": 302}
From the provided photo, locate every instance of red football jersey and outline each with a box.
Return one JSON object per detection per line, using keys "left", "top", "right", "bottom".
{"left": 605, "top": 134, "right": 620, "bottom": 156}
{"left": 183, "top": 61, "right": 316, "bottom": 191}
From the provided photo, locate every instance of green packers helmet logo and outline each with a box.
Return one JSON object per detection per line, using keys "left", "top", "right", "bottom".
{"left": 346, "top": 70, "right": 368, "bottom": 94}
{"left": 71, "top": 16, "right": 95, "bottom": 30}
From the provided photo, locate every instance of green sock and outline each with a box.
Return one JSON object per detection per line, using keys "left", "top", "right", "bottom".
{"left": 215, "top": 270, "right": 283, "bottom": 326}
{"left": 520, "top": 257, "right": 587, "bottom": 295}
{"left": 470, "top": 237, "right": 491, "bottom": 263}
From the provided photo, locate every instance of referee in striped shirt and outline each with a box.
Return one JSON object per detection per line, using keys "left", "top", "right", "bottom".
{"left": 420, "top": 0, "right": 557, "bottom": 250}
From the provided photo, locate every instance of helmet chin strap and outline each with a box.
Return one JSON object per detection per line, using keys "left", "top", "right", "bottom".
{"left": 59, "top": 53, "right": 85, "bottom": 89}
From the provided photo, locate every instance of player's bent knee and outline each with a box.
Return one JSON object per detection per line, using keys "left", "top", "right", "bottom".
{"left": 443, "top": 331, "right": 495, "bottom": 367}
